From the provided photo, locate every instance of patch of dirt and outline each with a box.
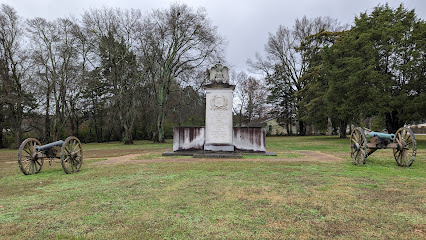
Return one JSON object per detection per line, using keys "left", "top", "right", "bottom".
{"left": 297, "top": 151, "right": 342, "bottom": 162}
{"left": 91, "top": 150, "right": 344, "bottom": 165}
{"left": 1, "top": 147, "right": 344, "bottom": 165}
{"left": 94, "top": 154, "right": 145, "bottom": 165}
{"left": 0, "top": 148, "right": 165, "bottom": 164}
{"left": 84, "top": 148, "right": 164, "bottom": 159}
{"left": 0, "top": 152, "right": 17, "bottom": 163}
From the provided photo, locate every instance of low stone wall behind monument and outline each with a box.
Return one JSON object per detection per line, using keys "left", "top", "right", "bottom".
{"left": 233, "top": 127, "right": 266, "bottom": 152}
{"left": 173, "top": 127, "right": 205, "bottom": 151}
{"left": 172, "top": 126, "right": 266, "bottom": 152}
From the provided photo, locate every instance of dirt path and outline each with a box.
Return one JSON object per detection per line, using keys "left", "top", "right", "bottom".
{"left": 91, "top": 150, "right": 343, "bottom": 165}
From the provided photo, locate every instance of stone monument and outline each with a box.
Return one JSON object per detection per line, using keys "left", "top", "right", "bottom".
{"left": 163, "top": 62, "right": 275, "bottom": 157}
{"left": 204, "top": 63, "right": 234, "bottom": 151}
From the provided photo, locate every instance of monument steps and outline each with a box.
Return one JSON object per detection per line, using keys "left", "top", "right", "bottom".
{"left": 162, "top": 150, "right": 276, "bottom": 158}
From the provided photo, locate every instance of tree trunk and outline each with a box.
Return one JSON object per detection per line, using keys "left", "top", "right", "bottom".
{"left": 13, "top": 117, "right": 21, "bottom": 149}
{"left": 92, "top": 97, "right": 102, "bottom": 143}
{"left": 123, "top": 124, "right": 133, "bottom": 144}
{"left": 120, "top": 95, "right": 135, "bottom": 145}
{"left": 70, "top": 101, "right": 79, "bottom": 138}
{"left": 13, "top": 103, "right": 23, "bottom": 149}
{"left": 152, "top": 130, "right": 158, "bottom": 142}
{"left": 156, "top": 82, "right": 168, "bottom": 143}
{"left": 53, "top": 99, "right": 61, "bottom": 141}
{"left": 107, "top": 128, "right": 112, "bottom": 142}
{"left": 239, "top": 108, "right": 243, "bottom": 127}
{"left": 385, "top": 111, "right": 402, "bottom": 134}
{"left": 0, "top": 108, "right": 4, "bottom": 149}
{"left": 327, "top": 116, "right": 333, "bottom": 136}
{"left": 118, "top": 113, "right": 134, "bottom": 145}
{"left": 156, "top": 106, "right": 166, "bottom": 143}
{"left": 94, "top": 118, "right": 101, "bottom": 143}
{"left": 339, "top": 120, "right": 347, "bottom": 138}
{"left": 14, "top": 126, "right": 21, "bottom": 149}
{"left": 98, "top": 108, "right": 103, "bottom": 143}
{"left": 75, "top": 115, "right": 79, "bottom": 138}
{"left": 44, "top": 85, "right": 51, "bottom": 142}
{"left": 286, "top": 121, "right": 290, "bottom": 135}
{"left": 298, "top": 120, "right": 306, "bottom": 136}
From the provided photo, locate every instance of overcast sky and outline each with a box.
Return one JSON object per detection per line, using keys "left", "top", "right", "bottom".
{"left": 2, "top": 0, "right": 425, "bottom": 73}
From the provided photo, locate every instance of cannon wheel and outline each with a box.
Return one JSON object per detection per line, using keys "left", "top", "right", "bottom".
{"left": 60, "top": 136, "right": 83, "bottom": 174}
{"left": 18, "top": 138, "right": 43, "bottom": 175}
{"left": 393, "top": 127, "right": 416, "bottom": 167}
{"left": 350, "top": 127, "right": 368, "bottom": 165}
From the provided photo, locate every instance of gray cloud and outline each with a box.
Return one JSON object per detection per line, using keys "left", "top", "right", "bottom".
{"left": 2, "top": 0, "right": 425, "bottom": 73}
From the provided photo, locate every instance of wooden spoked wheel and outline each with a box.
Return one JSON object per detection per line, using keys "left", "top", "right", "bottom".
{"left": 18, "top": 138, "right": 43, "bottom": 175}
{"left": 60, "top": 136, "right": 83, "bottom": 174}
{"left": 350, "top": 127, "right": 368, "bottom": 165}
{"left": 393, "top": 127, "right": 416, "bottom": 167}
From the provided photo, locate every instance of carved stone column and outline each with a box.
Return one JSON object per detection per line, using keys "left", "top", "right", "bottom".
{"left": 204, "top": 63, "right": 235, "bottom": 151}
{"left": 204, "top": 84, "right": 235, "bottom": 151}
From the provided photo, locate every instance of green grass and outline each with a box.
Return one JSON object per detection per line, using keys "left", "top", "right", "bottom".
{"left": 267, "top": 135, "right": 355, "bottom": 152}
{"left": 0, "top": 136, "right": 425, "bottom": 239}
{"left": 83, "top": 139, "right": 173, "bottom": 150}
{"left": 243, "top": 152, "right": 303, "bottom": 159}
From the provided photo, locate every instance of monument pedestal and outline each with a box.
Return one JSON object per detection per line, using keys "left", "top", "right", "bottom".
{"left": 204, "top": 84, "right": 235, "bottom": 152}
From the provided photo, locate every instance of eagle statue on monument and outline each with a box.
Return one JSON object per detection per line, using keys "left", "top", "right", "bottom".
{"left": 207, "top": 62, "right": 229, "bottom": 84}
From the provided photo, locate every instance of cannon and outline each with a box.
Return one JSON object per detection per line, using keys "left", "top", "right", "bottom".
{"left": 350, "top": 127, "right": 417, "bottom": 166}
{"left": 18, "top": 136, "right": 83, "bottom": 175}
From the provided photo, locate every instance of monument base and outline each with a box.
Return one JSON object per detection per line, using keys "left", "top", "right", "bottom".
{"left": 194, "top": 152, "right": 242, "bottom": 158}
{"left": 204, "top": 144, "right": 234, "bottom": 152}
{"left": 162, "top": 150, "right": 276, "bottom": 158}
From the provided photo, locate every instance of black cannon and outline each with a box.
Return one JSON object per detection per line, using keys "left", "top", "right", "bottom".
{"left": 18, "top": 136, "right": 83, "bottom": 175}
{"left": 350, "top": 127, "right": 417, "bottom": 166}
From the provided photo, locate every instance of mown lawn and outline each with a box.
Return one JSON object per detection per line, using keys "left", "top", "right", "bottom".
{"left": 0, "top": 136, "right": 425, "bottom": 239}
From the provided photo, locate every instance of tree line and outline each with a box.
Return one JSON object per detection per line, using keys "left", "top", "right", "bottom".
{"left": 250, "top": 4, "right": 425, "bottom": 137}
{"left": 1, "top": 3, "right": 425, "bottom": 148}
{"left": 0, "top": 3, "right": 223, "bottom": 148}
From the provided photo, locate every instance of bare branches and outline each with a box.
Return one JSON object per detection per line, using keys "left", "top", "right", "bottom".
{"left": 135, "top": 3, "right": 224, "bottom": 142}
{"left": 247, "top": 16, "right": 346, "bottom": 135}
{"left": 0, "top": 4, "right": 34, "bottom": 147}
{"left": 1, "top": 3, "right": 223, "bottom": 145}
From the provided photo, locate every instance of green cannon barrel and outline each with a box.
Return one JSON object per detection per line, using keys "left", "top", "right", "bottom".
{"left": 36, "top": 140, "right": 64, "bottom": 151}
{"left": 369, "top": 132, "right": 395, "bottom": 140}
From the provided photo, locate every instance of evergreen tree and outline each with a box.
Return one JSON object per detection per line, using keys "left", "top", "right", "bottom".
{"left": 324, "top": 4, "right": 426, "bottom": 134}
{"left": 99, "top": 32, "right": 140, "bottom": 144}
{"left": 298, "top": 30, "right": 344, "bottom": 131}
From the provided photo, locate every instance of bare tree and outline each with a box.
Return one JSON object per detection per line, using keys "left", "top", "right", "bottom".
{"left": 27, "top": 17, "right": 81, "bottom": 141}
{"left": 248, "top": 16, "right": 345, "bottom": 135}
{"left": 82, "top": 7, "right": 143, "bottom": 144}
{"left": 0, "top": 4, "right": 33, "bottom": 147}
{"left": 0, "top": 54, "right": 8, "bottom": 148}
{"left": 136, "top": 3, "right": 224, "bottom": 142}
{"left": 81, "top": 7, "right": 142, "bottom": 61}
{"left": 232, "top": 71, "right": 249, "bottom": 126}
{"left": 245, "top": 77, "right": 267, "bottom": 122}
{"left": 233, "top": 71, "right": 267, "bottom": 126}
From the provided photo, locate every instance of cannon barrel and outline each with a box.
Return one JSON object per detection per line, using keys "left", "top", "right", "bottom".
{"left": 369, "top": 132, "right": 395, "bottom": 140}
{"left": 36, "top": 140, "right": 64, "bottom": 151}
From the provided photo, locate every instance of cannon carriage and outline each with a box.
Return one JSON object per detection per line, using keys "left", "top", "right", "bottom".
{"left": 18, "top": 136, "right": 83, "bottom": 175}
{"left": 350, "top": 127, "right": 417, "bottom": 166}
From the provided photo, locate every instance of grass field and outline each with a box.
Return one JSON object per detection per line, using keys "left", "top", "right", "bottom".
{"left": 0, "top": 136, "right": 425, "bottom": 239}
